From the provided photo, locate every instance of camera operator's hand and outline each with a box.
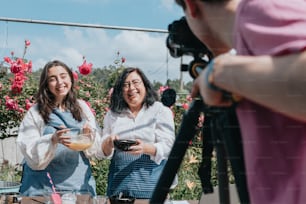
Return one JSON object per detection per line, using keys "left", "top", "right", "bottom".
{"left": 191, "top": 58, "right": 233, "bottom": 107}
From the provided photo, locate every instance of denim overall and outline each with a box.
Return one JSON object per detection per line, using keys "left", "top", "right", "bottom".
{"left": 19, "top": 109, "right": 96, "bottom": 196}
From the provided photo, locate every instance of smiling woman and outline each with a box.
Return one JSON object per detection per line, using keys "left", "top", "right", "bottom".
{"left": 100, "top": 67, "right": 176, "bottom": 199}
{"left": 16, "top": 60, "right": 103, "bottom": 196}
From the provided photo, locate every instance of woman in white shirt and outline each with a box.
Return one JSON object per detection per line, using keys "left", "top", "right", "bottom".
{"left": 17, "top": 60, "right": 102, "bottom": 196}
{"left": 101, "top": 67, "right": 175, "bottom": 199}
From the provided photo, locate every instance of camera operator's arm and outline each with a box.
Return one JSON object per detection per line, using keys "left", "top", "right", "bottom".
{"left": 191, "top": 51, "right": 306, "bottom": 122}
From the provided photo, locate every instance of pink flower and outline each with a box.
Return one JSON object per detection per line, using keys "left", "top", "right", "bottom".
{"left": 78, "top": 60, "right": 92, "bottom": 75}
{"left": 25, "top": 99, "right": 34, "bottom": 110}
{"left": 85, "top": 101, "right": 96, "bottom": 115}
{"left": 25, "top": 40, "right": 31, "bottom": 47}
{"left": 72, "top": 71, "right": 79, "bottom": 81}
{"left": 182, "top": 103, "right": 189, "bottom": 110}
{"left": 18, "top": 108, "right": 25, "bottom": 113}
{"left": 10, "top": 58, "right": 23, "bottom": 74}
{"left": 5, "top": 96, "right": 19, "bottom": 110}
{"left": 26, "top": 61, "right": 32, "bottom": 73}
{"left": 186, "top": 94, "right": 193, "bottom": 102}
{"left": 4, "top": 57, "right": 11, "bottom": 64}
{"left": 11, "top": 82, "right": 23, "bottom": 94}
{"left": 159, "top": 86, "right": 169, "bottom": 94}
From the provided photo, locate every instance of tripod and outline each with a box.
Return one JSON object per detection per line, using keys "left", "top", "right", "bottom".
{"left": 150, "top": 99, "right": 249, "bottom": 204}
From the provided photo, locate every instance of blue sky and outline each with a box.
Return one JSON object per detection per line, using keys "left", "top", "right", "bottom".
{"left": 0, "top": 0, "right": 194, "bottom": 83}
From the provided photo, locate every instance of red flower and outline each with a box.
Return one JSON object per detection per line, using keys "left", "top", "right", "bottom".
{"left": 5, "top": 96, "right": 19, "bottom": 110}
{"left": 78, "top": 60, "right": 92, "bottom": 75}
{"left": 4, "top": 57, "right": 11, "bottom": 64}
{"left": 159, "top": 86, "right": 169, "bottom": 94}
{"left": 11, "top": 83, "right": 23, "bottom": 94}
{"left": 182, "top": 103, "right": 189, "bottom": 110}
{"left": 25, "top": 99, "right": 34, "bottom": 110}
{"left": 26, "top": 61, "right": 32, "bottom": 73}
{"left": 25, "top": 40, "right": 31, "bottom": 47}
{"left": 121, "top": 57, "right": 126, "bottom": 63}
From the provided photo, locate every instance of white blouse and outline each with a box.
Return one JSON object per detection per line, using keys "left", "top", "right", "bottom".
{"left": 101, "top": 101, "right": 175, "bottom": 164}
{"left": 16, "top": 99, "right": 103, "bottom": 170}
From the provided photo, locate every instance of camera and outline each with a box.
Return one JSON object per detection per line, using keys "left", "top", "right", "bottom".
{"left": 166, "top": 17, "right": 213, "bottom": 79}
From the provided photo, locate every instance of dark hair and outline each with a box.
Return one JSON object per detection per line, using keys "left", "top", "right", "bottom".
{"left": 36, "top": 60, "right": 83, "bottom": 123}
{"left": 110, "top": 67, "right": 158, "bottom": 114}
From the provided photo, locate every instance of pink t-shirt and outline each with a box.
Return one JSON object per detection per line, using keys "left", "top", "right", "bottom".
{"left": 234, "top": 0, "right": 306, "bottom": 204}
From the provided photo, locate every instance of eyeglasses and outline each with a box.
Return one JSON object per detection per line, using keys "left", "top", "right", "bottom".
{"left": 123, "top": 79, "right": 143, "bottom": 89}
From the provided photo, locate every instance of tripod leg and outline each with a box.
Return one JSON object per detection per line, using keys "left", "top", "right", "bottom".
{"left": 150, "top": 100, "right": 203, "bottom": 204}
{"left": 198, "top": 116, "right": 214, "bottom": 194}
{"left": 215, "top": 141, "right": 230, "bottom": 204}
{"left": 212, "top": 117, "right": 230, "bottom": 204}
{"left": 221, "top": 108, "right": 250, "bottom": 204}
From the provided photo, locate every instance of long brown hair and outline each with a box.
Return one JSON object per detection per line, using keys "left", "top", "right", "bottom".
{"left": 36, "top": 60, "right": 83, "bottom": 123}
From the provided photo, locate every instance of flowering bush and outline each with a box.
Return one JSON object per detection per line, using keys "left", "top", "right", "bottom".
{"left": 0, "top": 40, "right": 36, "bottom": 138}
{"left": 0, "top": 42, "right": 109, "bottom": 139}
{"left": 0, "top": 43, "right": 227, "bottom": 200}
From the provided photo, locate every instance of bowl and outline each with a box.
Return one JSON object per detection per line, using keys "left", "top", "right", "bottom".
{"left": 113, "top": 139, "right": 137, "bottom": 151}
{"left": 109, "top": 195, "right": 135, "bottom": 204}
{"left": 64, "top": 128, "right": 95, "bottom": 151}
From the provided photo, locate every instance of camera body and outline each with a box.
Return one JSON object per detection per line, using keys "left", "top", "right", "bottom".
{"left": 166, "top": 17, "right": 213, "bottom": 79}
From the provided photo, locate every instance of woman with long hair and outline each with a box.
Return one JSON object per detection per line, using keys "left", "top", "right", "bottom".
{"left": 17, "top": 60, "right": 102, "bottom": 196}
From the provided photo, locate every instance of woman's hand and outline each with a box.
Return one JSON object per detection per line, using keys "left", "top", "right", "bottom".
{"left": 102, "top": 135, "right": 119, "bottom": 156}
{"left": 82, "top": 123, "right": 95, "bottom": 141}
{"left": 128, "top": 139, "right": 143, "bottom": 155}
{"left": 51, "top": 128, "right": 70, "bottom": 145}
{"left": 129, "top": 139, "right": 156, "bottom": 156}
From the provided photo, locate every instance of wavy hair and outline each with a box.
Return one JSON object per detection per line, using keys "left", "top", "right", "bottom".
{"left": 36, "top": 60, "right": 82, "bottom": 123}
{"left": 110, "top": 67, "right": 158, "bottom": 114}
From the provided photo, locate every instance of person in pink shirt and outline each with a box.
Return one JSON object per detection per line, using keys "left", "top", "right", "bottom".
{"left": 176, "top": 0, "right": 306, "bottom": 203}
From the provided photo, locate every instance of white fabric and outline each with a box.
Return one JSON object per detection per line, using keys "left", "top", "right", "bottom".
{"left": 100, "top": 101, "right": 175, "bottom": 164}
{"left": 16, "top": 99, "right": 103, "bottom": 170}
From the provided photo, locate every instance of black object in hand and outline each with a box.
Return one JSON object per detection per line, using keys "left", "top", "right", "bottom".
{"left": 109, "top": 195, "right": 135, "bottom": 204}
{"left": 114, "top": 139, "right": 137, "bottom": 151}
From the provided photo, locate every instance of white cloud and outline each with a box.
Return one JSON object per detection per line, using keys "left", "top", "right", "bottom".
{"left": 0, "top": 24, "right": 192, "bottom": 84}
{"left": 160, "top": 0, "right": 177, "bottom": 10}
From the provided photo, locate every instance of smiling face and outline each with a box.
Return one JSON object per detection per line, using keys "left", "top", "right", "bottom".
{"left": 122, "top": 71, "right": 146, "bottom": 112}
{"left": 47, "top": 65, "right": 72, "bottom": 105}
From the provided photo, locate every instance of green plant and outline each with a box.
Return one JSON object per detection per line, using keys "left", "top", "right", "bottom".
{"left": 90, "top": 159, "right": 110, "bottom": 196}
{"left": 0, "top": 160, "right": 22, "bottom": 182}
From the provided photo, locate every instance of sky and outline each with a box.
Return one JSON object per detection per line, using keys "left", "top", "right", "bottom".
{"left": 0, "top": 0, "right": 194, "bottom": 84}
